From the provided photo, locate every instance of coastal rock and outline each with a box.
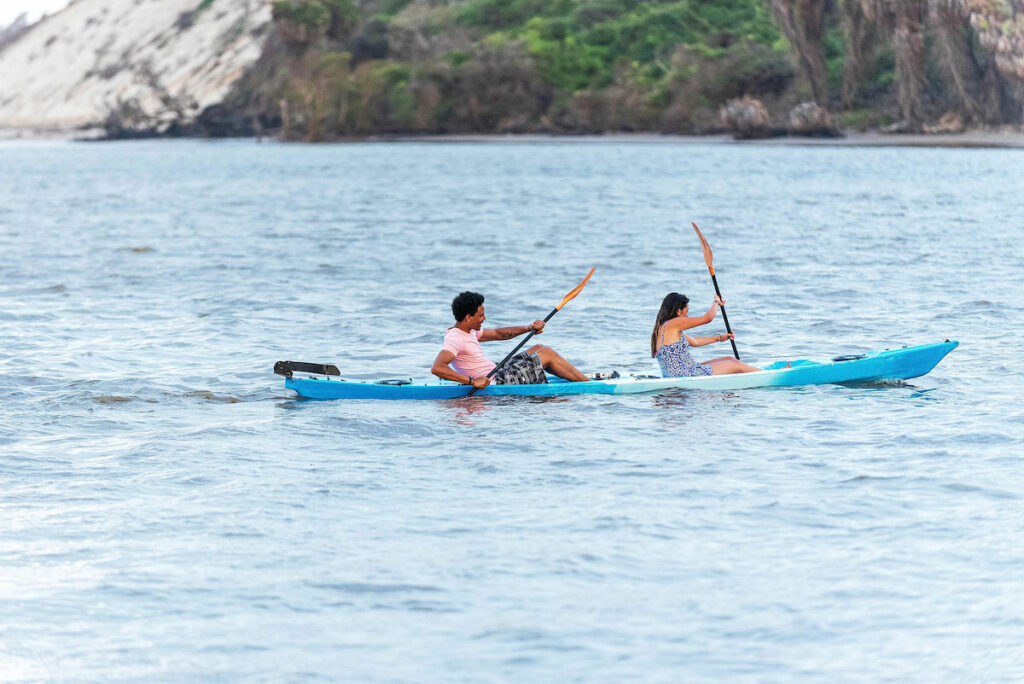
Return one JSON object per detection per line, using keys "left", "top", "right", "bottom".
{"left": 787, "top": 101, "right": 841, "bottom": 137}
{"left": 719, "top": 96, "right": 771, "bottom": 139}
{"left": 924, "top": 111, "right": 966, "bottom": 134}
{"left": 0, "top": 13, "right": 32, "bottom": 53}
{"left": 0, "top": 0, "right": 272, "bottom": 131}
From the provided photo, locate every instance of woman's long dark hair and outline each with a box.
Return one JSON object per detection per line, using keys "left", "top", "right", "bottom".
{"left": 651, "top": 292, "right": 689, "bottom": 357}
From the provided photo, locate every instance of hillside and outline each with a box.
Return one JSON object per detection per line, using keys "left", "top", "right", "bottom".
{"left": 0, "top": 0, "right": 271, "bottom": 132}
{"left": 228, "top": 0, "right": 795, "bottom": 138}
{"left": 226, "top": 0, "right": 1024, "bottom": 139}
{"left": 1, "top": 0, "right": 1022, "bottom": 138}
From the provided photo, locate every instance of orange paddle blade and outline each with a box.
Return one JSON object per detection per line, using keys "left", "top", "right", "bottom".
{"left": 556, "top": 267, "right": 596, "bottom": 311}
{"left": 691, "top": 222, "right": 715, "bottom": 276}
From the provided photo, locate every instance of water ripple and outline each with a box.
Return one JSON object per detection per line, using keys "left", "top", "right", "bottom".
{"left": 0, "top": 139, "right": 1021, "bottom": 681}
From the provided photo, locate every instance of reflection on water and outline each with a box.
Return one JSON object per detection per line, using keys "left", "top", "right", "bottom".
{"left": 444, "top": 393, "right": 577, "bottom": 425}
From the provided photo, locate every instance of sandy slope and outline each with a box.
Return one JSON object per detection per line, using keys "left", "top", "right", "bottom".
{"left": 0, "top": 0, "right": 271, "bottom": 128}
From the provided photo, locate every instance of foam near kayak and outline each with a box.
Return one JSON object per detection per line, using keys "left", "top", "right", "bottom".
{"left": 276, "top": 340, "right": 957, "bottom": 400}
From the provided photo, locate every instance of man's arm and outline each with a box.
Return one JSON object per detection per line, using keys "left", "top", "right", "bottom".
{"left": 432, "top": 350, "right": 470, "bottom": 383}
{"left": 479, "top": 320, "right": 544, "bottom": 342}
{"left": 431, "top": 350, "right": 488, "bottom": 388}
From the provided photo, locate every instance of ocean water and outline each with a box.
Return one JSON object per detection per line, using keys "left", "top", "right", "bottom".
{"left": 1, "top": 139, "right": 1022, "bottom": 682}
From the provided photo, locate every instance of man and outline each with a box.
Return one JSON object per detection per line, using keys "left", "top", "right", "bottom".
{"left": 431, "top": 291, "right": 588, "bottom": 389}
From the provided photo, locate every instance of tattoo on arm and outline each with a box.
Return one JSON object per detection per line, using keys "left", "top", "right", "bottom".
{"left": 498, "top": 328, "right": 517, "bottom": 340}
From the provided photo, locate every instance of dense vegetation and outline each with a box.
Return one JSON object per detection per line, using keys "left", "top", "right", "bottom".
{"left": 222, "top": 0, "right": 1024, "bottom": 139}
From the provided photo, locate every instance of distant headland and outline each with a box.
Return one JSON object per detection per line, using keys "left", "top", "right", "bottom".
{"left": 1, "top": 0, "right": 1022, "bottom": 143}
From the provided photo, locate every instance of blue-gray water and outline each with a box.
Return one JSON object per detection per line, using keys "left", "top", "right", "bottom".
{"left": 1, "top": 139, "right": 1022, "bottom": 681}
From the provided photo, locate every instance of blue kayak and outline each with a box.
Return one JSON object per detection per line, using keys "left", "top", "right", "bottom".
{"left": 279, "top": 340, "right": 957, "bottom": 400}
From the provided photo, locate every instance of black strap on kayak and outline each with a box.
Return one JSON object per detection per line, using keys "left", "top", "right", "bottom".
{"left": 274, "top": 361, "right": 341, "bottom": 378}
{"left": 831, "top": 354, "right": 866, "bottom": 362}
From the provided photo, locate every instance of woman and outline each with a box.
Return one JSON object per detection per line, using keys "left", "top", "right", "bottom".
{"left": 651, "top": 292, "right": 761, "bottom": 377}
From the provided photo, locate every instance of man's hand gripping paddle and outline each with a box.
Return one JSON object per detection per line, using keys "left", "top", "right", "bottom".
{"left": 466, "top": 267, "right": 596, "bottom": 396}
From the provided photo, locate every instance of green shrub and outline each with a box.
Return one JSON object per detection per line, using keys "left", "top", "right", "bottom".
{"left": 375, "top": 0, "right": 412, "bottom": 19}
{"left": 445, "top": 50, "right": 470, "bottom": 66}
{"left": 273, "top": 0, "right": 331, "bottom": 46}
{"left": 272, "top": 0, "right": 330, "bottom": 29}
{"left": 521, "top": 18, "right": 610, "bottom": 91}
{"left": 839, "top": 109, "right": 869, "bottom": 130}
{"left": 456, "top": 0, "right": 576, "bottom": 30}
{"left": 324, "top": 0, "right": 360, "bottom": 39}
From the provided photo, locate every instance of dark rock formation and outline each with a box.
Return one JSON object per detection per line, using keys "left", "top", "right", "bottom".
{"left": 720, "top": 96, "right": 773, "bottom": 138}
{"left": 787, "top": 101, "right": 841, "bottom": 137}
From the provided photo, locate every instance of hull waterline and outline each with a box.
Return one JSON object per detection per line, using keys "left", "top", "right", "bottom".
{"left": 283, "top": 341, "right": 958, "bottom": 400}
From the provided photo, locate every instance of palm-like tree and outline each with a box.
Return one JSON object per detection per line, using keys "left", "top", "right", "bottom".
{"left": 967, "top": 0, "right": 1024, "bottom": 123}
{"left": 767, "top": 0, "right": 832, "bottom": 105}
{"left": 861, "top": 0, "right": 927, "bottom": 128}
{"left": 929, "top": 0, "right": 985, "bottom": 121}
{"left": 839, "top": 0, "right": 875, "bottom": 108}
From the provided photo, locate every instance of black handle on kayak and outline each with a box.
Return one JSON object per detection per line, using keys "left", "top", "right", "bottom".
{"left": 465, "top": 308, "right": 555, "bottom": 397}
{"left": 710, "top": 274, "right": 740, "bottom": 360}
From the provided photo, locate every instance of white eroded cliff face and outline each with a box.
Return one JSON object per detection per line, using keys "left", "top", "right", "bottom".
{"left": 0, "top": 0, "right": 272, "bottom": 128}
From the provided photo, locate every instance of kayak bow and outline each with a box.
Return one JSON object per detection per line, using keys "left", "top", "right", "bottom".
{"left": 279, "top": 341, "right": 957, "bottom": 400}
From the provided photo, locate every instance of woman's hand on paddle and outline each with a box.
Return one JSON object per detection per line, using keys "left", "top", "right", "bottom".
{"left": 470, "top": 376, "right": 490, "bottom": 389}
{"left": 714, "top": 295, "right": 725, "bottom": 307}
{"left": 529, "top": 320, "right": 545, "bottom": 334}
{"left": 717, "top": 332, "right": 735, "bottom": 343}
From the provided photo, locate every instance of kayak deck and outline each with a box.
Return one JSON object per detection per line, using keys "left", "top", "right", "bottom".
{"left": 280, "top": 341, "right": 958, "bottom": 400}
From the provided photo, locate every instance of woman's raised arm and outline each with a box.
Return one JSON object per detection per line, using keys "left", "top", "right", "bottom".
{"left": 664, "top": 296, "right": 722, "bottom": 332}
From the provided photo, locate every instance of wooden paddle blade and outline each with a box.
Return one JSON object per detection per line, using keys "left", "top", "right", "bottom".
{"left": 555, "top": 266, "right": 596, "bottom": 311}
{"left": 691, "top": 222, "right": 715, "bottom": 276}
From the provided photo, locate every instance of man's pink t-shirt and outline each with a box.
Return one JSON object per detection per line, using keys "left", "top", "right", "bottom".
{"left": 442, "top": 327, "right": 496, "bottom": 378}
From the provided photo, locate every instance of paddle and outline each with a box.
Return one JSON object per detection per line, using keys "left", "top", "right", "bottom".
{"left": 691, "top": 222, "right": 741, "bottom": 360}
{"left": 466, "top": 267, "right": 596, "bottom": 396}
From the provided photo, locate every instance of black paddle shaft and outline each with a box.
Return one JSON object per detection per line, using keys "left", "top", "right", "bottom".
{"left": 710, "top": 274, "right": 741, "bottom": 360}
{"left": 465, "top": 306, "right": 558, "bottom": 396}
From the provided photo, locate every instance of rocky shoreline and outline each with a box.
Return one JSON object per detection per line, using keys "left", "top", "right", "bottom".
{"left": 3, "top": 125, "right": 1022, "bottom": 148}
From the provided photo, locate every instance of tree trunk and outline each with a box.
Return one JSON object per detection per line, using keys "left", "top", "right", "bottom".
{"left": 767, "top": 0, "right": 832, "bottom": 105}
{"left": 841, "top": 0, "right": 875, "bottom": 107}
{"left": 930, "top": 0, "right": 985, "bottom": 122}
{"left": 892, "top": 0, "right": 927, "bottom": 127}
{"left": 969, "top": 1, "right": 1024, "bottom": 125}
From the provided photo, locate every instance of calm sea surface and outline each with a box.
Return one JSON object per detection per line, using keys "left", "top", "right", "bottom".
{"left": 1, "top": 139, "right": 1022, "bottom": 681}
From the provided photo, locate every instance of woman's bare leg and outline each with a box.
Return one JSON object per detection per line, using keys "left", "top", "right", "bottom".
{"left": 528, "top": 344, "right": 589, "bottom": 382}
{"left": 704, "top": 357, "right": 761, "bottom": 375}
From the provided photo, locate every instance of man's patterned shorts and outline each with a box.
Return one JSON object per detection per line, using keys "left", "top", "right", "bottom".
{"left": 491, "top": 352, "right": 547, "bottom": 385}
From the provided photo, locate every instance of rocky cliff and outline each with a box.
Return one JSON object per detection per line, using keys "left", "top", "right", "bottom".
{"left": 3, "top": 0, "right": 1022, "bottom": 140}
{"left": 0, "top": 0, "right": 271, "bottom": 131}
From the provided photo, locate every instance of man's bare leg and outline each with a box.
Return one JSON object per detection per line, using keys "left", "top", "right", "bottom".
{"left": 528, "top": 344, "right": 589, "bottom": 382}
